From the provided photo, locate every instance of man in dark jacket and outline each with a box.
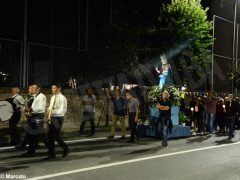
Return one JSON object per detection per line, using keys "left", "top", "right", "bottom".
{"left": 156, "top": 90, "right": 172, "bottom": 147}
{"left": 224, "top": 94, "right": 239, "bottom": 140}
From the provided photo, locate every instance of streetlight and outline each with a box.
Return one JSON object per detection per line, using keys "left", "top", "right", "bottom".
{"left": 233, "top": 0, "right": 239, "bottom": 94}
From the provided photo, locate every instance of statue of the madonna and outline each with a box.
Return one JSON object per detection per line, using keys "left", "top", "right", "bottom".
{"left": 155, "top": 54, "right": 173, "bottom": 90}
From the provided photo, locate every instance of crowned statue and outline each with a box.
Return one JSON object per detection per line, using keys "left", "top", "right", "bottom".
{"left": 155, "top": 54, "right": 173, "bottom": 90}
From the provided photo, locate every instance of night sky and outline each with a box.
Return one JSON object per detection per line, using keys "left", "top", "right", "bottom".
{"left": 0, "top": 0, "right": 163, "bottom": 48}
{"left": 0, "top": 0, "right": 212, "bottom": 48}
{"left": 0, "top": 0, "right": 218, "bottom": 88}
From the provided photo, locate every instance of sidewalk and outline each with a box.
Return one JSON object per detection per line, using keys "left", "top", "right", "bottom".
{"left": 0, "top": 132, "right": 131, "bottom": 152}
{"left": 0, "top": 119, "right": 131, "bottom": 147}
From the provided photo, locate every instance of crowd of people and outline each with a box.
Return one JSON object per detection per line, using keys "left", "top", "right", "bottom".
{"left": 3, "top": 85, "right": 143, "bottom": 160}
{"left": 79, "top": 88, "right": 140, "bottom": 143}
{"left": 187, "top": 92, "right": 240, "bottom": 140}
{"left": 4, "top": 83, "right": 240, "bottom": 159}
{"left": 79, "top": 88, "right": 171, "bottom": 146}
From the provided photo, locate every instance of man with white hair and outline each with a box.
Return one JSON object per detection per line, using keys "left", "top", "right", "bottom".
{"left": 7, "top": 87, "right": 25, "bottom": 145}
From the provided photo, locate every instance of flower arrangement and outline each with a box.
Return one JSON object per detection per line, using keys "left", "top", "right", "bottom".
{"left": 147, "top": 86, "right": 161, "bottom": 106}
{"left": 164, "top": 86, "right": 181, "bottom": 106}
{"left": 148, "top": 85, "right": 181, "bottom": 106}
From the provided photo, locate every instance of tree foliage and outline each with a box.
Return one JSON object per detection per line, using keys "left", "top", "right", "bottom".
{"left": 148, "top": 0, "right": 213, "bottom": 82}
{"left": 85, "top": 10, "right": 146, "bottom": 81}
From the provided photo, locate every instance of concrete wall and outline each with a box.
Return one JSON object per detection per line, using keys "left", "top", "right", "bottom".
{"left": 0, "top": 93, "right": 111, "bottom": 128}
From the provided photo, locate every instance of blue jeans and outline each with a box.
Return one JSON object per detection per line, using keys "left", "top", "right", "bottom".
{"left": 202, "top": 111, "right": 207, "bottom": 131}
{"left": 162, "top": 125, "right": 168, "bottom": 145}
{"left": 158, "top": 117, "right": 169, "bottom": 145}
{"left": 207, "top": 113, "right": 215, "bottom": 133}
{"left": 228, "top": 117, "right": 235, "bottom": 138}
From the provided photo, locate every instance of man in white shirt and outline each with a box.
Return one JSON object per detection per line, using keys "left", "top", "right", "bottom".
{"left": 44, "top": 84, "right": 69, "bottom": 160}
{"left": 7, "top": 87, "right": 25, "bottom": 145}
{"left": 23, "top": 84, "right": 47, "bottom": 156}
{"left": 79, "top": 88, "right": 96, "bottom": 136}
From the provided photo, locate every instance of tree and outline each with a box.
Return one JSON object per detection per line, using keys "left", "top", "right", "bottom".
{"left": 148, "top": 0, "right": 213, "bottom": 84}
{"left": 86, "top": 9, "right": 146, "bottom": 81}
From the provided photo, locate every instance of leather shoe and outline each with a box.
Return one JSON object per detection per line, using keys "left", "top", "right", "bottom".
{"left": 43, "top": 156, "right": 56, "bottom": 160}
{"left": 21, "top": 152, "right": 35, "bottom": 157}
{"left": 62, "top": 148, "right": 69, "bottom": 158}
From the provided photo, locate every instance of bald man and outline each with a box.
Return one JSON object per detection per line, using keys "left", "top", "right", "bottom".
{"left": 7, "top": 87, "right": 25, "bottom": 145}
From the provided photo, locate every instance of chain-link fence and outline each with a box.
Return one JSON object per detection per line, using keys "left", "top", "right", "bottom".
{"left": 0, "top": 39, "right": 86, "bottom": 88}
{"left": 212, "top": 15, "right": 239, "bottom": 93}
{"left": 0, "top": 38, "right": 22, "bottom": 87}
{"left": 27, "top": 42, "right": 85, "bottom": 88}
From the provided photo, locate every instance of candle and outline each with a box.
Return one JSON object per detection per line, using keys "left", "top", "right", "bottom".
{"left": 223, "top": 105, "right": 225, "bottom": 109}
{"left": 181, "top": 86, "right": 186, "bottom": 91}
{"left": 191, "top": 107, "right": 194, "bottom": 112}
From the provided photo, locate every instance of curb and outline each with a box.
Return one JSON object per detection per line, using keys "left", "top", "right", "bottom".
{"left": 0, "top": 135, "right": 130, "bottom": 152}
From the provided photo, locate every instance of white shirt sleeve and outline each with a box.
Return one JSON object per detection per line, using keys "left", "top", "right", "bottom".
{"left": 13, "top": 95, "right": 25, "bottom": 109}
{"left": 31, "top": 94, "right": 46, "bottom": 113}
{"left": 53, "top": 94, "right": 67, "bottom": 116}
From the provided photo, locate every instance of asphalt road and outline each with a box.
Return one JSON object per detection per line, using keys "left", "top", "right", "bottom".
{"left": 1, "top": 132, "right": 240, "bottom": 180}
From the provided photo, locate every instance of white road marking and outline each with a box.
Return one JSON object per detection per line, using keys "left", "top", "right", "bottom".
{"left": 0, "top": 146, "right": 15, "bottom": 150}
{"left": 0, "top": 135, "right": 129, "bottom": 152}
{"left": 27, "top": 141, "right": 240, "bottom": 180}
